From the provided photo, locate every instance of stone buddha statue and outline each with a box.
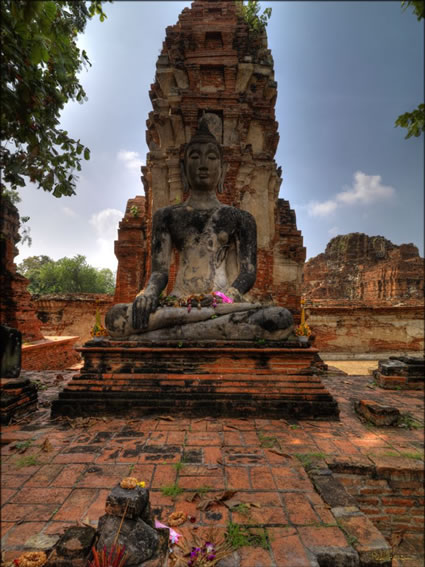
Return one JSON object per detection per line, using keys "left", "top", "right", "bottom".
{"left": 105, "top": 118, "right": 294, "bottom": 342}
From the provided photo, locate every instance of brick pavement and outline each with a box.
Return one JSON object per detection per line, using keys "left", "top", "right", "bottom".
{"left": 1, "top": 369, "right": 423, "bottom": 566}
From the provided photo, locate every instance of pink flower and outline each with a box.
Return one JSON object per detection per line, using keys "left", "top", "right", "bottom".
{"left": 213, "top": 291, "right": 233, "bottom": 304}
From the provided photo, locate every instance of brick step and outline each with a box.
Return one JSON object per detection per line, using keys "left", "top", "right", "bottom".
{"left": 51, "top": 394, "right": 338, "bottom": 419}
{"left": 71, "top": 372, "right": 324, "bottom": 383}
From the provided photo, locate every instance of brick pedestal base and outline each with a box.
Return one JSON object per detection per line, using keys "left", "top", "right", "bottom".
{"left": 0, "top": 377, "right": 38, "bottom": 424}
{"left": 51, "top": 341, "right": 339, "bottom": 420}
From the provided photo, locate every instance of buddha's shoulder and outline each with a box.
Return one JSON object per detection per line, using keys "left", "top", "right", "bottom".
{"left": 215, "top": 205, "right": 256, "bottom": 223}
{"left": 153, "top": 203, "right": 186, "bottom": 219}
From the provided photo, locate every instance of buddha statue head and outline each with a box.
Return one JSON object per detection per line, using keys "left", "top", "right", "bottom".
{"left": 182, "top": 117, "right": 225, "bottom": 194}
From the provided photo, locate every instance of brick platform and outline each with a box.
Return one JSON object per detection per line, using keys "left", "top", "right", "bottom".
{"left": 51, "top": 342, "right": 339, "bottom": 420}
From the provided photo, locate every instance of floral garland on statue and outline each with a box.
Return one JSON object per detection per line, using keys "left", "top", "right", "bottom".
{"left": 158, "top": 291, "right": 233, "bottom": 312}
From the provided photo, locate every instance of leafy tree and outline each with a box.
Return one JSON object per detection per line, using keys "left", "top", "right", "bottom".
{"left": 236, "top": 0, "right": 272, "bottom": 33}
{"left": 395, "top": 1, "right": 425, "bottom": 139}
{"left": 0, "top": 0, "right": 110, "bottom": 199}
{"left": 18, "top": 254, "right": 115, "bottom": 295}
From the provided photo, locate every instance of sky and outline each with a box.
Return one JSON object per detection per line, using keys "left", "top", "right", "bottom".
{"left": 16, "top": 0, "right": 424, "bottom": 272}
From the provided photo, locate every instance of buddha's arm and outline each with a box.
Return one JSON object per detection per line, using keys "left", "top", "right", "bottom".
{"left": 132, "top": 208, "right": 172, "bottom": 329}
{"left": 229, "top": 210, "right": 257, "bottom": 297}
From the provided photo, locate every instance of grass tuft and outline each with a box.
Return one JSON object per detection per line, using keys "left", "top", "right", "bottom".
{"left": 160, "top": 483, "right": 183, "bottom": 500}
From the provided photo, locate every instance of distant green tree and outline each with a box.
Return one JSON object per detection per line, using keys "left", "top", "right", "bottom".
{"left": 395, "top": 1, "right": 425, "bottom": 139}
{"left": 0, "top": 0, "right": 110, "bottom": 199}
{"left": 18, "top": 254, "right": 115, "bottom": 294}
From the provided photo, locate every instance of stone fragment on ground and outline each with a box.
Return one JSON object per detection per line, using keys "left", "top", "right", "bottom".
{"left": 354, "top": 399, "right": 401, "bottom": 426}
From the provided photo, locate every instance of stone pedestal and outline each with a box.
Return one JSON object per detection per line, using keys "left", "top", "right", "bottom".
{"left": 51, "top": 341, "right": 339, "bottom": 420}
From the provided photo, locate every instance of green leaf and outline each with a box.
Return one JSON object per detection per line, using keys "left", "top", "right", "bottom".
{"left": 83, "top": 147, "right": 90, "bottom": 160}
{"left": 30, "top": 44, "right": 43, "bottom": 65}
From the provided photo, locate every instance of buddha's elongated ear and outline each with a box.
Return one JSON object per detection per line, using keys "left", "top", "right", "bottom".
{"left": 180, "top": 160, "right": 189, "bottom": 192}
{"left": 217, "top": 162, "right": 227, "bottom": 194}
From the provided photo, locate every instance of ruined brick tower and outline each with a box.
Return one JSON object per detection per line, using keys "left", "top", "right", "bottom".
{"left": 114, "top": 0, "right": 305, "bottom": 311}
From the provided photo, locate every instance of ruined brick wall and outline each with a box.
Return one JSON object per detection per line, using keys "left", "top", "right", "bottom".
{"left": 33, "top": 294, "right": 114, "bottom": 346}
{"left": 303, "top": 233, "right": 424, "bottom": 305}
{"left": 306, "top": 305, "right": 423, "bottom": 353}
{"left": 334, "top": 464, "right": 424, "bottom": 558}
{"left": 113, "top": 196, "right": 146, "bottom": 303}
{"left": 114, "top": 0, "right": 305, "bottom": 310}
{"left": 0, "top": 196, "right": 44, "bottom": 342}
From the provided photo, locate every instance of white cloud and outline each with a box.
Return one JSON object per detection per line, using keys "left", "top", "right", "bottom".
{"left": 308, "top": 200, "right": 338, "bottom": 217}
{"left": 89, "top": 208, "right": 124, "bottom": 270}
{"left": 336, "top": 171, "right": 395, "bottom": 205}
{"left": 117, "top": 149, "right": 143, "bottom": 171}
{"left": 307, "top": 172, "right": 396, "bottom": 218}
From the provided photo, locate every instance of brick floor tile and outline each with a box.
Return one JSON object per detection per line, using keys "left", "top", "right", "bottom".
{"left": 146, "top": 431, "right": 167, "bottom": 444}
{"left": 240, "top": 431, "right": 260, "bottom": 446}
{"left": 166, "top": 431, "right": 186, "bottom": 444}
{"left": 269, "top": 527, "right": 313, "bottom": 566}
{"left": 223, "top": 431, "right": 242, "bottom": 446}
{"left": 43, "top": 521, "right": 74, "bottom": 536}
{"left": 206, "top": 421, "right": 222, "bottom": 432}
{"left": 149, "top": 490, "right": 176, "bottom": 507}
{"left": 0, "top": 489, "right": 16, "bottom": 504}
{"left": 226, "top": 467, "right": 251, "bottom": 490}
{"left": 1, "top": 503, "right": 58, "bottom": 522}
{"left": 50, "top": 464, "right": 86, "bottom": 487}
{"left": 203, "top": 446, "right": 223, "bottom": 465}
{"left": 0, "top": 522, "right": 14, "bottom": 540}
{"left": 272, "top": 467, "right": 311, "bottom": 491}
{"left": 232, "top": 506, "right": 287, "bottom": 526}
{"left": 151, "top": 465, "right": 177, "bottom": 489}
{"left": 76, "top": 464, "right": 130, "bottom": 488}
{"left": 25, "top": 464, "right": 63, "bottom": 487}
{"left": 202, "top": 507, "right": 230, "bottom": 526}
{"left": 2, "top": 521, "right": 45, "bottom": 547}
{"left": 139, "top": 444, "right": 181, "bottom": 464}
{"left": 186, "top": 432, "right": 222, "bottom": 446}
{"left": 282, "top": 493, "right": 318, "bottom": 525}
{"left": 53, "top": 488, "right": 98, "bottom": 521}
{"left": 250, "top": 467, "right": 276, "bottom": 490}
{"left": 1, "top": 474, "right": 29, "bottom": 489}
{"left": 312, "top": 506, "right": 337, "bottom": 525}
{"left": 178, "top": 475, "right": 225, "bottom": 491}
{"left": 263, "top": 448, "right": 295, "bottom": 465}
{"left": 113, "top": 439, "right": 146, "bottom": 463}
{"left": 11, "top": 487, "right": 71, "bottom": 505}
{"left": 223, "top": 419, "right": 253, "bottom": 430}
{"left": 52, "top": 452, "right": 97, "bottom": 464}
{"left": 231, "top": 491, "right": 283, "bottom": 508}
{"left": 130, "top": 464, "right": 155, "bottom": 487}
{"left": 2, "top": 462, "right": 42, "bottom": 476}
{"left": 95, "top": 445, "right": 123, "bottom": 463}
{"left": 85, "top": 488, "right": 109, "bottom": 526}
{"left": 179, "top": 465, "right": 223, "bottom": 478}
{"left": 239, "top": 546, "right": 274, "bottom": 566}
{"left": 298, "top": 525, "right": 349, "bottom": 548}
{"left": 189, "top": 419, "right": 208, "bottom": 431}
{"left": 223, "top": 446, "right": 266, "bottom": 465}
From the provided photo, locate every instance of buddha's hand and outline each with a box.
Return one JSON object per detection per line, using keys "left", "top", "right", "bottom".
{"left": 132, "top": 291, "right": 159, "bottom": 330}
{"left": 224, "top": 287, "right": 243, "bottom": 303}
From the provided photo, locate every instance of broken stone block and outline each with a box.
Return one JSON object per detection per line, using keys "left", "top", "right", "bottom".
{"left": 97, "top": 515, "right": 159, "bottom": 564}
{"left": 46, "top": 526, "right": 96, "bottom": 567}
{"left": 354, "top": 399, "right": 400, "bottom": 426}
{"left": 105, "top": 483, "right": 150, "bottom": 521}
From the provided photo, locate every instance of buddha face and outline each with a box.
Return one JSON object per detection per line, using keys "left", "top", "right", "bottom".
{"left": 185, "top": 141, "right": 222, "bottom": 192}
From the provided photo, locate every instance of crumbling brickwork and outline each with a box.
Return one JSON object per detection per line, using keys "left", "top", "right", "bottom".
{"left": 113, "top": 0, "right": 305, "bottom": 311}
{"left": 0, "top": 197, "right": 43, "bottom": 342}
{"left": 303, "top": 233, "right": 424, "bottom": 305}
